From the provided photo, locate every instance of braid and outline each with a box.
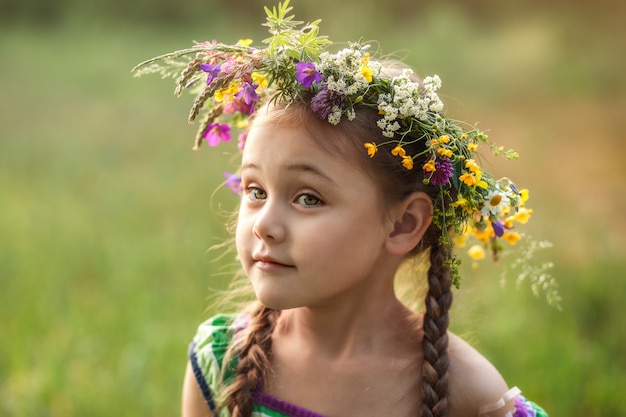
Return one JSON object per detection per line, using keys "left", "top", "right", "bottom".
{"left": 224, "top": 302, "right": 279, "bottom": 417}
{"left": 421, "top": 244, "right": 453, "bottom": 417}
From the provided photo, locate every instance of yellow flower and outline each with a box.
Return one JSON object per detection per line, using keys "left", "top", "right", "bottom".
{"left": 391, "top": 145, "right": 406, "bottom": 157}
{"left": 429, "top": 139, "right": 440, "bottom": 148}
{"left": 364, "top": 142, "right": 378, "bottom": 158}
{"left": 503, "top": 216, "right": 515, "bottom": 229}
{"left": 502, "top": 231, "right": 521, "bottom": 245}
{"left": 459, "top": 172, "right": 476, "bottom": 186}
{"left": 453, "top": 195, "right": 468, "bottom": 208}
{"left": 361, "top": 65, "right": 373, "bottom": 83}
{"left": 460, "top": 133, "right": 468, "bottom": 140}
{"left": 519, "top": 188, "right": 530, "bottom": 203}
{"left": 474, "top": 226, "right": 494, "bottom": 243}
{"left": 453, "top": 234, "right": 468, "bottom": 247}
{"left": 237, "top": 38, "right": 253, "bottom": 46}
{"left": 252, "top": 72, "right": 268, "bottom": 89}
{"left": 467, "top": 143, "right": 478, "bottom": 151}
{"left": 437, "top": 148, "right": 453, "bottom": 158}
{"left": 438, "top": 135, "right": 450, "bottom": 143}
{"left": 514, "top": 207, "right": 533, "bottom": 224}
{"left": 401, "top": 155, "right": 414, "bottom": 170}
{"left": 468, "top": 244, "right": 486, "bottom": 260}
{"left": 475, "top": 170, "right": 488, "bottom": 189}
{"left": 460, "top": 169, "right": 487, "bottom": 189}
{"left": 360, "top": 53, "right": 373, "bottom": 82}
{"left": 215, "top": 82, "right": 239, "bottom": 102}
{"left": 465, "top": 158, "right": 480, "bottom": 173}
{"left": 423, "top": 159, "right": 436, "bottom": 172}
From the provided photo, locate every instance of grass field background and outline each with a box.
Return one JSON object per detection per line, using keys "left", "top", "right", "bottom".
{"left": 1, "top": 1, "right": 625, "bottom": 416}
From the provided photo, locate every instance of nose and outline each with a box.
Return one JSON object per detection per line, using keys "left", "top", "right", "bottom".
{"left": 252, "top": 200, "right": 286, "bottom": 243}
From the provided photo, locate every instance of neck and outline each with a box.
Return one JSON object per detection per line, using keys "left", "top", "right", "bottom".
{"left": 275, "top": 293, "right": 419, "bottom": 360}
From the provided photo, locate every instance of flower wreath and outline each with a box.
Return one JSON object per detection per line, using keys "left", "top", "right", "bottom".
{"left": 133, "top": 0, "right": 557, "bottom": 297}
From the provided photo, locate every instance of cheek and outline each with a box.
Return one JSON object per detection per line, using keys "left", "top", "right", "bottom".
{"left": 315, "top": 217, "right": 385, "bottom": 257}
{"left": 234, "top": 208, "right": 251, "bottom": 256}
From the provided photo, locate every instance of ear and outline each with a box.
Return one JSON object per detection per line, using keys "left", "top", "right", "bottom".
{"left": 385, "top": 191, "right": 433, "bottom": 256}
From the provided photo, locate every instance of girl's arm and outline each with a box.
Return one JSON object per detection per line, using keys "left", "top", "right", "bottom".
{"left": 182, "top": 361, "right": 214, "bottom": 417}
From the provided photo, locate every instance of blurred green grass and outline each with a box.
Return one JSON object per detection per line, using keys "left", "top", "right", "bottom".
{"left": 1, "top": 3, "right": 625, "bottom": 416}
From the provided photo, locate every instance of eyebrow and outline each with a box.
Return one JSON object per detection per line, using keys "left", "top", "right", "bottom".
{"left": 241, "top": 162, "right": 336, "bottom": 184}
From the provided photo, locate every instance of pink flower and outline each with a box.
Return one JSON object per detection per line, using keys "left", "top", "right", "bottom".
{"left": 203, "top": 123, "right": 231, "bottom": 146}
{"left": 238, "top": 130, "right": 248, "bottom": 151}
{"left": 223, "top": 96, "right": 255, "bottom": 116}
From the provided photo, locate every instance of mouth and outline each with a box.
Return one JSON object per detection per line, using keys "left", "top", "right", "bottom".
{"left": 252, "top": 255, "right": 294, "bottom": 270}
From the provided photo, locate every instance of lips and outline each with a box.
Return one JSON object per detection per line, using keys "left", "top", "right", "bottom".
{"left": 252, "top": 253, "right": 294, "bottom": 269}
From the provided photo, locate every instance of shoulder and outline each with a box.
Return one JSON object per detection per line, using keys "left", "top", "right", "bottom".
{"left": 192, "top": 313, "right": 249, "bottom": 360}
{"left": 190, "top": 313, "right": 249, "bottom": 376}
{"left": 446, "top": 332, "right": 515, "bottom": 417}
{"left": 193, "top": 313, "right": 248, "bottom": 345}
{"left": 186, "top": 313, "right": 249, "bottom": 417}
{"left": 182, "top": 361, "right": 215, "bottom": 417}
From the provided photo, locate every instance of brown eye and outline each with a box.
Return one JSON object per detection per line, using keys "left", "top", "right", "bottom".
{"left": 296, "top": 193, "right": 321, "bottom": 206}
{"left": 248, "top": 187, "right": 267, "bottom": 200}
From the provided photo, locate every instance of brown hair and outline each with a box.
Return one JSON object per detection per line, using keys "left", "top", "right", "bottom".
{"left": 223, "top": 100, "right": 453, "bottom": 417}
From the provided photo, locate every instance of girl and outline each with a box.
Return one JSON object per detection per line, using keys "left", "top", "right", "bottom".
{"left": 134, "top": 2, "right": 549, "bottom": 416}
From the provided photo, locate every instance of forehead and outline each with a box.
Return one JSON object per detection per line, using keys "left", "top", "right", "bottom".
{"left": 241, "top": 117, "right": 378, "bottom": 189}
{"left": 245, "top": 108, "right": 332, "bottom": 155}
{"left": 247, "top": 105, "right": 368, "bottom": 162}
{"left": 243, "top": 104, "right": 387, "bottom": 189}
{"left": 242, "top": 118, "right": 338, "bottom": 166}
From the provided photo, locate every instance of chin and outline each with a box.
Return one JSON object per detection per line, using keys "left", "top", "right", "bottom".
{"left": 254, "top": 291, "right": 299, "bottom": 311}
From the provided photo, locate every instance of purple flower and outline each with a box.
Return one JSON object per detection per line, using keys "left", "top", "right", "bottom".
{"left": 310, "top": 84, "right": 348, "bottom": 120}
{"left": 235, "top": 81, "right": 259, "bottom": 106}
{"left": 426, "top": 157, "right": 454, "bottom": 186}
{"left": 295, "top": 61, "right": 322, "bottom": 88}
{"left": 203, "top": 123, "right": 231, "bottom": 146}
{"left": 513, "top": 396, "right": 537, "bottom": 417}
{"left": 199, "top": 63, "right": 221, "bottom": 85}
{"left": 223, "top": 172, "right": 242, "bottom": 194}
{"left": 491, "top": 220, "right": 505, "bottom": 237}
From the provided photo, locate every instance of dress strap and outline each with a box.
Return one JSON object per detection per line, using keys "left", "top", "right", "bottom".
{"left": 478, "top": 386, "right": 520, "bottom": 416}
{"left": 479, "top": 387, "right": 549, "bottom": 417}
{"left": 188, "top": 314, "right": 247, "bottom": 415}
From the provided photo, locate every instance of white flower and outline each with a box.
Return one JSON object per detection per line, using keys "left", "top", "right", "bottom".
{"left": 429, "top": 98, "right": 444, "bottom": 113}
{"left": 423, "top": 74, "right": 442, "bottom": 90}
{"left": 328, "top": 107, "right": 342, "bottom": 125}
{"left": 481, "top": 189, "right": 509, "bottom": 217}
{"left": 346, "top": 84, "right": 359, "bottom": 95}
{"left": 383, "top": 106, "right": 399, "bottom": 120}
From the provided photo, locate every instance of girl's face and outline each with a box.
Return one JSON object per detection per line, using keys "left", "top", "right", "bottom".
{"left": 235, "top": 118, "right": 398, "bottom": 311}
